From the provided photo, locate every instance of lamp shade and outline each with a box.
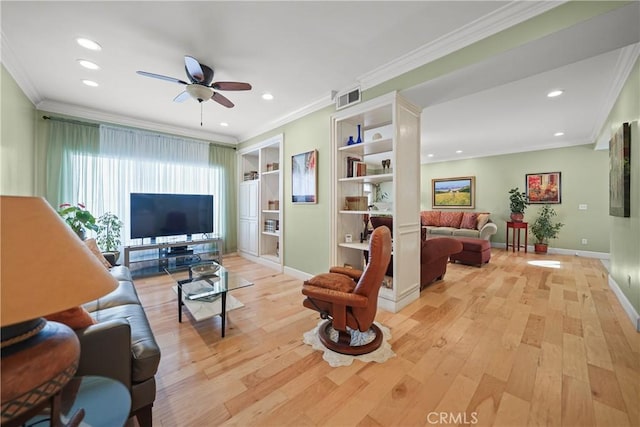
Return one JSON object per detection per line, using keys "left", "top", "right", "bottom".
{"left": 0, "top": 196, "right": 117, "bottom": 326}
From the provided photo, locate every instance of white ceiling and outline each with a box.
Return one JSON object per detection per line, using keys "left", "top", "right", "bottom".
{"left": 2, "top": 1, "right": 639, "bottom": 163}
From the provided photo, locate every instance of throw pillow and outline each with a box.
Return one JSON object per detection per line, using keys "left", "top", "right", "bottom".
{"left": 421, "top": 210, "right": 441, "bottom": 226}
{"left": 476, "top": 213, "right": 490, "bottom": 230}
{"left": 460, "top": 212, "right": 478, "bottom": 230}
{"left": 84, "top": 238, "right": 112, "bottom": 269}
{"left": 439, "top": 211, "right": 464, "bottom": 228}
{"left": 45, "top": 306, "right": 96, "bottom": 330}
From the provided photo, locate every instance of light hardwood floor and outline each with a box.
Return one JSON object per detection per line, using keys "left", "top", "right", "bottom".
{"left": 134, "top": 249, "right": 639, "bottom": 427}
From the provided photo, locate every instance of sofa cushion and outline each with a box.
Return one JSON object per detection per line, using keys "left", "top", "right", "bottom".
{"left": 420, "top": 210, "right": 441, "bottom": 226}
{"left": 110, "top": 265, "right": 133, "bottom": 282}
{"left": 83, "top": 281, "right": 141, "bottom": 312}
{"left": 439, "top": 211, "right": 464, "bottom": 228}
{"left": 452, "top": 228, "right": 481, "bottom": 238}
{"left": 460, "top": 212, "right": 478, "bottom": 229}
{"left": 476, "top": 213, "right": 490, "bottom": 230}
{"left": 90, "top": 304, "right": 161, "bottom": 383}
{"left": 428, "top": 227, "right": 457, "bottom": 236}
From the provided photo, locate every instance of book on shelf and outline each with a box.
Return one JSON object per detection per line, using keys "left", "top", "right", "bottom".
{"left": 346, "top": 156, "right": 361, "bottom": 178}
{"left": 355, "top": 162, "right": 367, "bottom": 177}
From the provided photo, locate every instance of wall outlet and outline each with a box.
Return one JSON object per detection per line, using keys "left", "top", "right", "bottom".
{"left": 581, "top": 238, "right": 588, "bottom": 245}
{"left": 579, "top": 204, "right": 588, "bottom": 210}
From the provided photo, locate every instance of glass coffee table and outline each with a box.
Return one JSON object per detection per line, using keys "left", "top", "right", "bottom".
{"left": 164, "top": 261, "right": 253, "bottom": 337}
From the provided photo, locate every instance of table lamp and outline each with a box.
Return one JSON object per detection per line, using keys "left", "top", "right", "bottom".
{"left": 1, "top": 196, "right": 118, "bottom": 425}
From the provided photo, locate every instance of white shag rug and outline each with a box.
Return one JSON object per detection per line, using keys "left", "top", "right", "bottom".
{"left": 303, "top": 320, "right": 396, "bottom": 367}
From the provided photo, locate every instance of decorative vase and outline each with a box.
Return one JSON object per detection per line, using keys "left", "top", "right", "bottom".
{"left": 356, "top": 125, "right": 362, "bottom": 144}
{"left": 510, "top": 212, "right": 524, "bottom": 222}
{"left": 347, "top": 136, "right": 355, "bottom": 145}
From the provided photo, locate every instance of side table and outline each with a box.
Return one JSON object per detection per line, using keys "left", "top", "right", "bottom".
{"left": 506, "top": 221, "right": 528, "bottom": 253}
{"left": 26, "top": 376, "right": 131, "bottom": 427}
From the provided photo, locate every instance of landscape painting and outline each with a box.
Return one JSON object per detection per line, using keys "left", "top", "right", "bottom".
{"left": 432, "top": 176, "right": 475, "bottom": 208}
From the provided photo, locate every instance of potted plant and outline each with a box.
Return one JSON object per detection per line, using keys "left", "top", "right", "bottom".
{"left": 530, "top": 205, "right": 564, "bottom": 254}
{"left": 97, "top": 212, "right": 123, "bottom": 265}
{"left": 508, "top": 187, "right": 528, "bottom": 222}
{"left": 57, "top": 203, "right": 98, "bottom": 239}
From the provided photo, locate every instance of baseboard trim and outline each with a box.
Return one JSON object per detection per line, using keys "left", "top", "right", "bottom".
{"left": 490, "top": 242, "right": 609, "bottom": 259}
{"left": 607, "top": 274, "right": 640, "bottom": 332}
{"left": 284, "top": 266, "right": 313, "bottom": 281}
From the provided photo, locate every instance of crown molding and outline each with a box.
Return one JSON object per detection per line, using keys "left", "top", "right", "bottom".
{"left": 237, "top": 92, "right": 334, "bottom": 142}
{"left": 422, "top": 138, "right": 589, "bottom": 164}
{"left": 358, "top": 1, "right": 566, "bottom": 91}
{"left": 37, "top": 100, "right": 238, "bottom": 144}
{"left": 591, "top": 42, "right": 640, "bottom": 149}
{"left": 1, "top": 30, "right": 42, "bottom": 105}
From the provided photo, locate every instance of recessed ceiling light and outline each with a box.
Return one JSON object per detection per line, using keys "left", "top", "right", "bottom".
{"left": 262, "top": 93, "right": 274, "bottom": 101}
{"left": 554, "top": 132, "right": 564, "bottom": 137}
{"left": 220, "top": 122, "right": 229, "bottom": 127}
{"left": 547, "top": 89, "right": 564, "bottom": 98}
{"left": 456, "top": 150, "right": 463, "bottom": 154}
{"left": 77, "top": 59, "right": 100, "bottom": 70}
{"left": 427, "top": 154, "right": 434, "bottom": 158}
{"left": 76, "top": 38, "right": 102, "bottom": 51}
{"left": 82, "top": 79, "right": 99, "bottom": 87}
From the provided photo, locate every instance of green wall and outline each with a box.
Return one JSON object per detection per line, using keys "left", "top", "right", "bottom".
{"left": 1, "top": 65, "right": 36, "bottom": 195}
{"left": 239, "top": 1, "right": 630, "bottom": 275}
{"left": 241, "top": 106, "right": 334, "bottom": 275}
{"left": 420, "top": 145, "right": 610, "bottom": 253}
{"left": 599, "top": 58, "right": 640, "bottom": 314}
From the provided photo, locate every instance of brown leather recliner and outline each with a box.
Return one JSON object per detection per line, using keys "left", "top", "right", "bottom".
{"left": 367, "top": 216, "right": 462, "bottom": 290}
{"left": 302, "top": 226, "right": 392, "bottom": 355}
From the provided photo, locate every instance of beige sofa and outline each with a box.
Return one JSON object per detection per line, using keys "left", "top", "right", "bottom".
{"left": 421, "top": 210, "right": 497, "bottom": 241}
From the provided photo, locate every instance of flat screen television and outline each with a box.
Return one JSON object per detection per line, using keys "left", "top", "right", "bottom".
{"left": 130, "top": 193, "right": 214, "bottom": 240}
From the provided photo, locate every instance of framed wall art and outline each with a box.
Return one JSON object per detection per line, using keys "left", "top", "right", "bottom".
{"left": 526, "top": 172, "right": 561, "bottom": 204}
{"left": 432, "top": 176, "right": 475, "bottom": 209}
{"left": 609, "top": 122, "right": 631, "bottom": 217}
{"left": 291, "top": 149, "right": 317, "bottom": 204}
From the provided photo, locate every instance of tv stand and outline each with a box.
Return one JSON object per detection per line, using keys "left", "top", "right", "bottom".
{"left": 124, "top": 237, "right": 223, "bottom": 278}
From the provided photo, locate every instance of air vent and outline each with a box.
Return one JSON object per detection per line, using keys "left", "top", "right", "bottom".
{"left": 335, "top": 87, "right": 361, "bottom": 110}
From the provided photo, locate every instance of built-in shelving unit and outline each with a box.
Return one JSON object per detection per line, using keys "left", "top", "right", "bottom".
{"left": 238, "top": 134, "right": 283, "bottom": 271}
{"left": 331, "top": 92, "right": 421, "bottom": 313}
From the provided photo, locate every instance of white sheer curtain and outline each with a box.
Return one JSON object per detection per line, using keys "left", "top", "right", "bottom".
{"left": 69, "top": 125, "right": 217, "bottom": 245}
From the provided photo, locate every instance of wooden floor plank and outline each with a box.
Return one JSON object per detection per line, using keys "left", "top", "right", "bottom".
{"left": 131, "top": 251, "right": 638, "bottom": 426}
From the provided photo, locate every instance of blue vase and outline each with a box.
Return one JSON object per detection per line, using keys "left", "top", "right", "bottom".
{"left": 347, "top": 136, "right": 355, "bottom": 145}
{"left": 356, "top": 125, "right": 362, "bottom": 144}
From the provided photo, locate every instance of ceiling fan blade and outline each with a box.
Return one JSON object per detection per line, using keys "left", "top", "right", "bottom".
{"left": 136, "top": 71, "right": 187, "bottom": 85}
{"left": 211, "top": 92, "right": 234, "bottom": 108}
{"left": 184, "top": 56, "right": 205, "bottom": 83}
{"left": 173, "top": 91, "right": 190, "bottom": 103}
{"left": 211, "top": 82, "right": 252, "bottom": 91}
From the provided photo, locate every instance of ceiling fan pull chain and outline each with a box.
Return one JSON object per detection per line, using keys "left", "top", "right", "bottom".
{"left": 200, "top": 103, "right": 203, "bottom": 127}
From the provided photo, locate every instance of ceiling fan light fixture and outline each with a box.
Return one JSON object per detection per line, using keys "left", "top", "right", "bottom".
{"left": 262, "top": 93, "right": 274, "bottom": 101}
{"left": 186, "top": 84, "right": 213, "bottom": 102}
{"left": 76, "top": 38, "right": 102, "bottom": 51}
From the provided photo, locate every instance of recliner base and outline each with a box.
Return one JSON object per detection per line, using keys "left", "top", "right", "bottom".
{"left": 317, "top": 320, "right": 383, "bottom": 356}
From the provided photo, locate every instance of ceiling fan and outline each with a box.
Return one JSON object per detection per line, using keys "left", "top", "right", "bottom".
{"left": 136, "top": 56, "right": 252, "bottom": 109}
